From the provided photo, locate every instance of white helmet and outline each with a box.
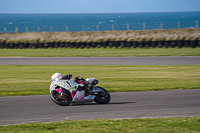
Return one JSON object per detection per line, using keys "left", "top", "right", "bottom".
{"left": 51, "top": 73, "right": 62, "bottom": 80}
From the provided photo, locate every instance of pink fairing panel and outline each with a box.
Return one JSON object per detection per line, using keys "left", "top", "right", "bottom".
{"left": 75, "top": 93, "right": 85, "bottom": 101}
{"left": 55, "top": 88, "right": 62, "bottom": 93}
{"left": 71, "top": 90, "right": 78, "bottom": 99}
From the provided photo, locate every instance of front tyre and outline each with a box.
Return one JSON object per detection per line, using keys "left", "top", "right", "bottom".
{"left": 94, "top": 87, "right": 111, "bottom": 104}
{"left": 50, "top": 90, "right": 72, "bottom": 106}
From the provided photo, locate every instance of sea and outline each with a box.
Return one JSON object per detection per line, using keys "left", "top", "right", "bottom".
{"left": 0, "top": 11, "right": 200, "bottom": 33}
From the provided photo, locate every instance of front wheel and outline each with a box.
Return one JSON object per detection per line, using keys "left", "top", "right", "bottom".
{"left": 50, "top": 90, "right": 72, "bottom": 106}
{"left": 94, "top": 87, "right": 111, "bottom": 104}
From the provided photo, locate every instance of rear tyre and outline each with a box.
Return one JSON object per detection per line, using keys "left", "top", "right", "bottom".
{"left": 50, "top": 90, "right": 72, "bottom": 106}
{"left": 94, "top": 87, "right": 111, "bottom": 104}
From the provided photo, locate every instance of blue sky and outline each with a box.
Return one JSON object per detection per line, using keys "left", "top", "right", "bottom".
{"left": 0, "top": 0, "right": 200, "bottom": 13}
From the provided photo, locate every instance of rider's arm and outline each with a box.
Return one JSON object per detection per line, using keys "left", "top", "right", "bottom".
{"left": 61, "top": 74, "right": 72, "bottom": 80}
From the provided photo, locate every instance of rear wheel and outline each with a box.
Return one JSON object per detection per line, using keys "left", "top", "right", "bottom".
{"left": 50, "top": 90, "right": 72, "bottom": 106}
{"left": 94, "top": 87, "right": 111, "bottom": 104}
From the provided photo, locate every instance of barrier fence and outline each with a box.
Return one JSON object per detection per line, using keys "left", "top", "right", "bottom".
{"left": 1, "top": 21, "right": 199, "bottom": 33}
{"left": 1, "top": 39, "right": 200, "bottom": 49}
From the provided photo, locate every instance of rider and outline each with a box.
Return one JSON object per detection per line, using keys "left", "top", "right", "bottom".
{"left": 51, "top": 73, "right": 85, "bottom": 82}
{"left": 51, "top": 73, "right": 89, "bottom": 94}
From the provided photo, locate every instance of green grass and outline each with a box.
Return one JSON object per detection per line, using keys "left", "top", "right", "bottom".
{"left": 0, "top": 117, "right": 200, "bottom": 133}
{"left": 0, "top": 65, "right": 200, "bottom": 97}
{"left": 0, "top": 47, "right": 200, "bottom": 57}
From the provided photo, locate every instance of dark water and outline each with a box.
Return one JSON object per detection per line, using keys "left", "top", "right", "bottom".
{"left": 0, "top": 12, "right": 200, "bottom": 32}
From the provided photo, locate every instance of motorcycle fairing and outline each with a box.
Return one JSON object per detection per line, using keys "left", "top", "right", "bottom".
{"left": 50, "top": 78, "right": 78, "bottom": 92}
{"left": 73, "top": 90, "right": 85, "bottom": 101}
{"left": 55, "top": 88, "right": 62, "bottom": 93}
{"left": 50, "top": 77, "right": 98, "bottom": 104}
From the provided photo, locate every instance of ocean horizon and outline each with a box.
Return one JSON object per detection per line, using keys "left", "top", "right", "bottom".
{"left": 0, "top": 11, "right": 200, "bottom": 32}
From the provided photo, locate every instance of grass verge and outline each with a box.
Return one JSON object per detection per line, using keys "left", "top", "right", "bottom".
{"left": 0, "top": 65, "right": 199, "bottom": 97}
{"left": 0, "top": 47, "right": 200, "bottom": 57}
{"left": 0, "top": 28, "right": 200, "bottom": 42}
{"left": 0, "top": 117, "right": 200, "bottom": 133}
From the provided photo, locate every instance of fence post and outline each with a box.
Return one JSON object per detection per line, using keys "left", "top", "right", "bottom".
{"left": 178, "top": 22, "right": 181, "bottom": 29}
{"left": 97, "top": 25, "right": 99, "bottom": 31}
{"left": 112, "top": 24, "right": 114, "bottom": 31}
{"left": 15, "top": 27, "right": 18, "bottom": 33}
{"left": 143, "top": 23, "right": 146, "bottom": 30}
{"left": 160, "top": 22, "right": 163, "bottom": 29}
{"left": 196, "top": 21, "right": 199, "bottom": 28}
{"left": 82, "top": 25, "right": 85, "bottom": 32}
{"left": 4, "top": 27, "right": 7, "bottom": 33}
{"left": 37, "top": 26, "right": 40, "bottom": 32}
{"left": 25, "top": 27, "right": 28, "bottom": 32}
{"left": 66, "top": 26, "right": 68, "bottom": 32}
{"left": 127, "top": 23, "right": 129, "bottom": 30}
{"left": 50, "top": 26, "right": 53, "bottom": 32}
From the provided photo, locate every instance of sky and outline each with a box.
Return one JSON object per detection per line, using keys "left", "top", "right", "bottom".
{"left": 0, "top": 0, "right": 200, "bottom": 14}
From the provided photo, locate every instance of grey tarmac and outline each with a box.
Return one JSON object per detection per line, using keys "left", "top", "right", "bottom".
{"left": 0, "top": 57, "right": 200, "bottom": 125}
{"left": 0, "top": 89, "right": 200, "bottom": 125}
{"left": 0, "top": 56, "right": 200, "bottom": 65}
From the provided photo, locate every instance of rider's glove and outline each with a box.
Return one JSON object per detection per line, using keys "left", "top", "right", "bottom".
{"left": 62, "top": 74, "right": 72, "bottom": 80}
{"left": 67, "top": 74, "right": 72, "bottom": 79}
{"left": 83, "top": 81, "right": 88, "bottom": 88}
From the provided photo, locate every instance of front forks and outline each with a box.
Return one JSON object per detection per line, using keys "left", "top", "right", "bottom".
{"left": 60, "top": 91, "right": 65, "bottom": 97}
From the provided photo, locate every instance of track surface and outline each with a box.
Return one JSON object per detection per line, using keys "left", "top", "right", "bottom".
{"left": 0, "top": 56, "right": 200, "bottom": 65}
{"left": 0, "top": 57, "right": 200, "bottom": 125}
{"left": 0, "top": 89, "right": 200, "bottom": 125}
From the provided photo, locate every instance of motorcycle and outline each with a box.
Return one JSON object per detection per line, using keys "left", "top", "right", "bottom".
{"left": 49, "top": 77, "right": 111, "bottom": 106}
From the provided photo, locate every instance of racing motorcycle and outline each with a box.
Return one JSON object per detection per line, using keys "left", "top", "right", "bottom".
{"left": 49, "top": 76, "right": 111, "bottom": 106}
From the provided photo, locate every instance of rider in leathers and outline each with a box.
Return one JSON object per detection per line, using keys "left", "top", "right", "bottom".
{"left": 62, "top": 74, "right": 90, "bottom": 95}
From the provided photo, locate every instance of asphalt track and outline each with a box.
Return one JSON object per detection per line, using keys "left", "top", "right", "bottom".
{"left": 0, "top": 56, "right": 200, "bottom": 65}
{"left": 0, "top": 89, "right": 200, "bottom": 125}
{"left": 0, "top": 57, "right": 200, "bottom": 125}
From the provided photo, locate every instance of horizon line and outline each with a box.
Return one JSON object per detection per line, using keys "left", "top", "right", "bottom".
{"left": 0, "top": 11, "right": 200, "bottom": 14}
